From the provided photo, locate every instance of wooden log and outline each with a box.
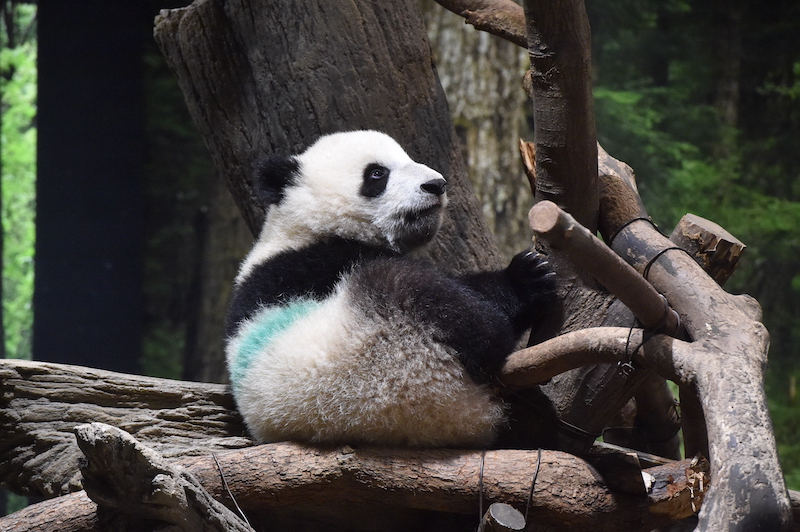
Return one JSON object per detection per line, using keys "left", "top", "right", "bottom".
{"left": 529, "top": 200, "right": 681, "bottom": 335}
{"left": 0, "top": 358, "right": 252, "bottom": 498}
{"left": 504, "top": 198, "right": 790, "bottom": 529}
{"left": 478, "top": 503, "right": 526, "bottom": 532}
{"left": 669, "top": 213, "right": 746, "bottom": 288}
{"left": 501, "top": 326, "right": 674, "bottom": 388}
{"left": 0, "top": 491, "right": 97, "bottom": 532}
{"left": 13, "top": 476, "right": 800, "bottom": 532}
{"left": 0, "top": 437, "right": 710, "bottom": 532}
{"left": 600, "top": 212, "right": 791, "bottom": 530}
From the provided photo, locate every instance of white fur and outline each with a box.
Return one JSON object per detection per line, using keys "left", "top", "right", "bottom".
{"left": 228, "top": 285, "right": 505, "bottom": 447}
{"left": 236, "top": 131, "right": 447, "bottom": 283}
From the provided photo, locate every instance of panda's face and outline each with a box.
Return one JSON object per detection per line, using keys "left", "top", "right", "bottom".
{"left": 270, "top": 131, "right": 447, "bottom": 253}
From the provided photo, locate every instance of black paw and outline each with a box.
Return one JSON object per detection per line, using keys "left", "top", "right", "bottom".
{"left": 506, "top": 250, "right": 558, "bottom": 306}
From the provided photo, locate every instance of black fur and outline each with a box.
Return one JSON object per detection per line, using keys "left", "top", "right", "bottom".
{"left": 347, "top": 251, "right": 556, "bottom": 384}
{"left": 253, "top": 156, "right": 300, "bottom": 205}
{"left": 226, "top": 237, "right": 395, "bottom": 337}
{"left": 461, "top": 250, "right": 557, "bottom": 336}
{"left": 360, "top": 164, "right": 390, "bottom": 198}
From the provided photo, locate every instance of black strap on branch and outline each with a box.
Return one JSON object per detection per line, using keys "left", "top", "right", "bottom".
{"left": 607, "top": 216, "right": 659, "bottom": 246}
{"left": 524, "top": 448, "right": 542, "bottom": 529}
{"left": 642, "top": 246, "right": 689, "bottom": 280}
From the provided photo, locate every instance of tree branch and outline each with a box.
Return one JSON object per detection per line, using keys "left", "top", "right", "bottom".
{"left": 529, "top": 201, "right": 681, "bottom": 335}
{"left": 1, "top": 436, "right": 710, "bottom": 532}
{"left": 500, "top": 327, "right": 677, "bottom": 388}
{"left": 432, "top": 0, "right": 527, "bottom": 48}
{"left": 522, "top": 199, "right": 792, "bottom": 530}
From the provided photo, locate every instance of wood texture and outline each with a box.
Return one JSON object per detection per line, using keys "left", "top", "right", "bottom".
{"left": 1, "top": 430, "right": 710, "bottom": 532}
{"left": 522, "top": 0, "right": 598, "bottom": 232}
{"left": 611, "top": 220, "right": 791, "bottom": 530}
{"left": 529, "top": 200, "right": 680, "bottom": 334}
{"left": 0, "top": 359, "right": 252, "bottom": 498}
{"left": 669, "top": 213, "right": 746, "bottom": 286}
{"left": 76, "top": 423, "right": 253, "bottom": 532}
{"left": 433, "top": 0, "right": 527, "bottom": 48}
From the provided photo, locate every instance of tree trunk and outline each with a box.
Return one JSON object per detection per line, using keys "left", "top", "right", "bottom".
{"left": 713, "top": 0, "right": 743, "bottom": 140}
{"left": 522, "top": 0, "right": 597, "bottom": 232}
{"left": 153, "top": 0, "right": 502, "bottom": 275}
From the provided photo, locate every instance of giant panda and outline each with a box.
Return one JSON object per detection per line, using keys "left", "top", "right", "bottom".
{"left": 225, "top": 130, "right": 556, "bottom": 448}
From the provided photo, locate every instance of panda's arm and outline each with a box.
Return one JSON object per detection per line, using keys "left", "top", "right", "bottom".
{"left": 456, "top": 250, "right": 557, "bottom": 337}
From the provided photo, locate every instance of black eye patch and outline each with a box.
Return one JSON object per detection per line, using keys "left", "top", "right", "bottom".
{"left": 360, "top": 163, "right": 390, "bottom": 198}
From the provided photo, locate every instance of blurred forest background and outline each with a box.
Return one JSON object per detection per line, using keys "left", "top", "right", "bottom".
{"left": 1, "top": 0, "right": 799, "bottom": 513}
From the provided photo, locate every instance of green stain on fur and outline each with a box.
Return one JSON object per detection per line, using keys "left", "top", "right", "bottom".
{"left": 230, "top": 299, "right": 321, "bottom": 389}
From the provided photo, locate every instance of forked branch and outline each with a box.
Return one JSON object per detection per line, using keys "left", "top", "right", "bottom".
{"left": 514, "top": 198, "right": 791, "bottom": 530}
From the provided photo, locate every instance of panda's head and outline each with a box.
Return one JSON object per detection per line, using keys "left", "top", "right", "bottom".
{"left": 254, "top": 130, "right": 448, "bottom": 254}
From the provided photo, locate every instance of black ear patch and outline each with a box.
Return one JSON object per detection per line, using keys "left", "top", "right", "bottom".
{"left": 253, "top": 156, "right": 300, "bottom": 205}
{"left": 360, "top": 163, "right": 390, "bottom": 198}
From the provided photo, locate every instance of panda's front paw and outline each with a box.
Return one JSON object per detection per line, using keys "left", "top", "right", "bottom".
{"left": 506, "top": 250, "right": 557, "bottom": 305}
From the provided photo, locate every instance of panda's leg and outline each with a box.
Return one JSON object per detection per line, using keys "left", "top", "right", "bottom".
{"left": 346, "top": 259, "right": 529, "bottom": 384}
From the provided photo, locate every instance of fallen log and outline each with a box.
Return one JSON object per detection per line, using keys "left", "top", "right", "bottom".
{"left": 0, "top": 358, "right": 252, "bottom": 498}
{"left": 0, "top": 423, "right": 709, "bottom": 532}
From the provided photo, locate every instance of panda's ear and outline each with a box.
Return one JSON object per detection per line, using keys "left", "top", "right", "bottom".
{"left": 252, "top": 155, "right": 300, "bottom": 205}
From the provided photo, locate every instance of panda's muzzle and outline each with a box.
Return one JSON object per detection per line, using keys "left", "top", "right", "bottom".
{"left": 404, "top": 203, "right": 442, "bottom": 224}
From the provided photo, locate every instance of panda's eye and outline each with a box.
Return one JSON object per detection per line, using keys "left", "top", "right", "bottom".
{"left": 369, "top": 166, "right": 388, "bottom": 180}
{"left": 361, "top": 164, "right": 390, "bottom": 198}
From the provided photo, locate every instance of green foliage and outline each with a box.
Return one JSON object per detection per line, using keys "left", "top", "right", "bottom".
{"left": 588, "top": 0, "right": 800, "bottom": 489}
{"left": 1, "top": 2, "right": 36, "bottom": 360}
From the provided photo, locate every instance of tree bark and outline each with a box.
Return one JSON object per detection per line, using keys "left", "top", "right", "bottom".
{"left": 0, "top": 358, "right": 252, "bottom": 499}
{"left": 610, "top": 219, "right": 792, "bottom": 531}
{"left": 522, "top": 0, "right": 597, "bottom": 232}
{"left": 516, "top": 199, "right": 792, "bottom": 530}
{"left": 76, "top": 423, "right": 253, "bottom": 532}
{"left": 1, "top": 427, "right": 710, "bottom": 532}
{"left": 433, "top": 0, "right": 527, "bottom": 48}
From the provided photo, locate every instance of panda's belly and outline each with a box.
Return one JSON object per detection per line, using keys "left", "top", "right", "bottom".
{"left": 229, "top": 288, "right": 505, "bottom": 448}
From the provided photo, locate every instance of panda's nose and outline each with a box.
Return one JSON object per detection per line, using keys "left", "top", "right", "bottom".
{"left": 421, "top": 178, "right": 447, "bottom": 196}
